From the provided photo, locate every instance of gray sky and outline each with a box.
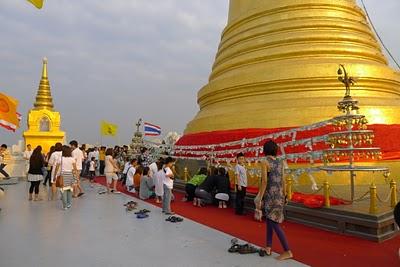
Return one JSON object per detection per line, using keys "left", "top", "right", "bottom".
{"left": 1, "top": 0, "right": 399, "bottom": 146}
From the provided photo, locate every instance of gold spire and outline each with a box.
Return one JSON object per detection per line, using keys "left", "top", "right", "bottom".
{"left": 33, "top": 57, "right": 54, "bottom": 110}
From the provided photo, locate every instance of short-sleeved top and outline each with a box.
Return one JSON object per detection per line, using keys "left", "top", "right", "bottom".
{"left": 99, "top": 150, "right": 105, "bottom": 161}
{"left": 104, "top": 155, "right": 115, "bottom": 173}
{"left": 72, "top": 148, "right": 84, "bottom": 170}
{"left": 126, "top": 166, "right": 136, "bottom": 187}
{"left": 57, "top": 157, "right": 76, "bottom": 173}
{"left": 89, "top": 161, "right": 96, "bottom": 171}
{"left": 48, "top": 151, "right": 62, "bottom": 167}
{"left": 235, "top": 164, "right": 247, "bottom": 187}
{"left": 163, "top": 167, "right": 174, "bottom": 189}
{"left": 149, "top": 162, "right": 158, "bottom": 177}
{"left": 187, "top": 174, "right": 207, "bottom": 186}
{"left": 122, "top": 162, "right": 131, "bottom": 174}
{"left": 24, "top": 150, "right": 33, "bottom": 160}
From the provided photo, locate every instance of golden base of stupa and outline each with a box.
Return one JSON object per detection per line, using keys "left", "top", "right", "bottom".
{"left": 178, "top": 0, "right": 400, "bottom": 187}
{"left": 185, "top": 0, "right": 400, "bottom": 134}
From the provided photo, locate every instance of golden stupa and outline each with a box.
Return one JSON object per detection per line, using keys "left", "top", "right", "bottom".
{"left": 185, "top": 0, "right": 400, "bottom": 134}
{"left": 23, "top": 58, "right": 65, "bottom": 153}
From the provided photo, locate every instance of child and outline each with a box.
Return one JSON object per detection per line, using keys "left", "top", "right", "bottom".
{"left": 89, "top": 157, "right": 96, "bottom": 185}
{"left": 234, "top": 152, "right": 247, "bottom": 215}
{"left": 162, "top": 157, "right": 175, "bottom": 215}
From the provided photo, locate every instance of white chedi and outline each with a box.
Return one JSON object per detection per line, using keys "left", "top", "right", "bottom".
{"left": 164, "top": 132, "right": 181, "bottom": 146}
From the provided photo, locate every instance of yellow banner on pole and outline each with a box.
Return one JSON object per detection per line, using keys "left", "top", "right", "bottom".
{"left": 27, "top": 0, "right": 44, "bottom": 9}
{"left": 100, "top": 121, "right": 118, "bottom": 137}
{"left": 0, "top": 92, "right": 20, "bottom": 132}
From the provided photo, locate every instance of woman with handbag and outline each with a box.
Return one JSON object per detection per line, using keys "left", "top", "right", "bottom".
{"left": 54, "top": 146, "right": 78, "bottom": 210}
{"left": 255, "top": 140, "right": 293, "bottom": 261}
{"left": 27, "top": 146, "right": 45, "bottom": 201}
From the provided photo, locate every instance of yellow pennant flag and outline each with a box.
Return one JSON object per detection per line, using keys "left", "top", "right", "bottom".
{"left": 0, "top": 92, "right": 20, "bottom": 132}
{"left": 27, "top": 0, "right": 44, "bottom": 9}
{"left": 100, "top": 121, "right": 118, "bottom": 137}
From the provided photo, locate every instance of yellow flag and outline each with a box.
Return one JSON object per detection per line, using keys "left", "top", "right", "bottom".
{"left": 0, "top": 92, "right": 20, "bottom": 132}
{"left": 27, "top": 0, "right": 44, "bottom": 9}
{"left": 100, "top": 121, "right": 118, "bottom": 136}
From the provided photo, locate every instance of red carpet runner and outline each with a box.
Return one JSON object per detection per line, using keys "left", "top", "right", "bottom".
{"left": 94, "top": 177, "right": 399, "bottom": 267}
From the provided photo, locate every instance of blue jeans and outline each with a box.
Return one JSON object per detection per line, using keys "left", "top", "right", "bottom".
{"left": 61, "top": 189, "right": 72, "bottom": 208}
{"left": 162, "top": 184, "right": 172, "bottom": 213}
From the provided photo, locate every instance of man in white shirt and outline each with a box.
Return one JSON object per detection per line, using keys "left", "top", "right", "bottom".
{"left": 125, "top": 158, "right": 137, "bottom": 193}
{"left": 70, "top": 140, "right": 84, "bottom": 197}
{"left": 23, "top": 144, "right": 33, "bottom": 176}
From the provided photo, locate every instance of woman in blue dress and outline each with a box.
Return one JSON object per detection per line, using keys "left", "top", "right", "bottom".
{"left": 255, "top": 140, "right": 293, "bottom": 260}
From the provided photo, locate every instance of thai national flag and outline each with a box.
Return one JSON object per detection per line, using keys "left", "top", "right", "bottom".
{"left": 144, "top": 122, "right": 161, "bottom": 136}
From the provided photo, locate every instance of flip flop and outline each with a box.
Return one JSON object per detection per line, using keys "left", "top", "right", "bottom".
{"left": 173, "top": 216, "right": 183, "bottom": 222}
{"left": 238, "top": 244, "right": 258, "bottom": 254}
{"left": 228, "top": 244, "right": 240, "bottom": 253}
{"left": 136, "top": 213, "right": 149, "bottom": 219}
{"left": 123, "top": 201, "right": 137, "bottom": 206}
{"left": 258, "top": 249, "right": 271, "bottom": 257}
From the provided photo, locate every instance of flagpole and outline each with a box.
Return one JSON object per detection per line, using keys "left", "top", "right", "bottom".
{"left": 99, "top": 121, "right": 103, "bottom": 146}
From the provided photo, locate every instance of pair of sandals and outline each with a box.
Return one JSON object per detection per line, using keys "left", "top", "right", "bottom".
{"left": 228, "top": 238, "right": 270, "bottom": 257}
{"left": 135, "top": 209, "right": 151, "bottom": 219}
{"left": 124, "top": 201, "right": 138, "bottom": 211}
{"left": 165, "top": 216, "right": 183, "bottom": 223}
{"left": 134, "top": 209, "right": 150, "bottom": 215}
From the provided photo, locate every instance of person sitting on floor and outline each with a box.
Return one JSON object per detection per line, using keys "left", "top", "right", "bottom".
{"left": 134, "top": 166, "right": 143, "bottom": 192}
{"left": 183, "top": 167, "right": 208, "bottom": 202}
{"left": 193, "top": 167, "right": 218, "bottom": 207}
{"left": 215, "top": 167, "right": 230, "bottom": 209}
{"left": 139, "top": 167, "right": 155, "bottom": 200}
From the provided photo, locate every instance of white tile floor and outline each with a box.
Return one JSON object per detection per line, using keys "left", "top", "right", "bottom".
{"left": 0, "top": 181, "right": 306, "bottom": 267}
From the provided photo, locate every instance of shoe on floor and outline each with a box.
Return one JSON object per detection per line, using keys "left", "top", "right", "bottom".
{"left": 136, "top": 213, "right": 149, "bottom": 219}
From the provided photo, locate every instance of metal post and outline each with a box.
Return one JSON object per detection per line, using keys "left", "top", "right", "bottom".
{"left": 184, "top": 167, "right": 188, "bottom": 182}
{"left": 323, "top": 180, "right": 330, "bottom": 208}
{"left": 287, "top": 175, "right": 293, "bottom": 201}
{"left": 390, "top": 179, "right": 397, "bottom": 208}
{"left": 369, "top": 183, "right": 378, "bottom": 214}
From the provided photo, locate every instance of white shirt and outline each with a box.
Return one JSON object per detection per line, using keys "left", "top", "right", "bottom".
{"left": 105, "top": 155, "right": 115, "bottom": 173}
{"left": 149, "top": 162, "right": 158, "bottom": 178}
{"left": 126, "top": 166, "right": 136, "bottom": 187}
{"left": 72, "top": 148, "right": 84, "bottom": 170}
{"left": 163, "top": 167, "right": 174, "bottom": 189}
{"left": 23, "top": 150, "right": 33, "bottom": 160}
{"left": 235, "top": 164, "right": 248, "bottom": 187}
{"left": 48, "top": 151, "right": 62, "bottom": 167}
{"left": 122, "top": 162, "right": 131, "bottom": 174}
{"left": 89, "top": 161, "right": 96, "bottom": 171}
{"left": 92, "top": 150, "right": 99, "bottom": 161}
{"left": 57, "top": 157, "right": 76, "bottom": 173}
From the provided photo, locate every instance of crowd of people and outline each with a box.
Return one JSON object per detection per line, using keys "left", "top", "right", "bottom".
{"left": 0, "top": 139, "right": 296, "bottom": 260}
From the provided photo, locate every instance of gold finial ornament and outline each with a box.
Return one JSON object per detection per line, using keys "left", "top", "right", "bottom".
{"left": 33, "top": 57, "right": 54, "bottom": 110}
{"left": 184, "top": 0, "right": 400, "bottom": 134}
